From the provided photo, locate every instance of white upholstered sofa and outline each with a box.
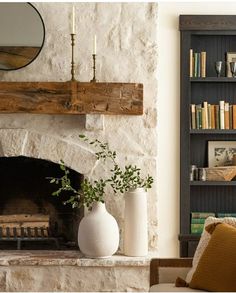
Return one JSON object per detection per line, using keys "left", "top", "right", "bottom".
{"left": 149, "top": 258, "right": 205, "bottom": 292}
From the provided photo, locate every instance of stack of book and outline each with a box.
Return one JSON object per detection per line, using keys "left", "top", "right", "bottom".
{"left": 190, "top": 49, "right": 206, "bottom": 78}
{"left": 191, "top": 212, "right": 215, "bottom": 234}
{"left": 190, "top": 101, "right": 236, "bottom": 130}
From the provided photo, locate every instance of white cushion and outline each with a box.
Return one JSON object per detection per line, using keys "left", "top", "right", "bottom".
{"left": 149, "top": 283, "right": 205, "bottom": 292}
{"left": 186, "top": 216, "right": 236, "bottom": 283}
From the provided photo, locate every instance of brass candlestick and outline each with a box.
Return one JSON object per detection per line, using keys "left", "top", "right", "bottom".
{"left": 70, "top": 33, "right": 76, "bottom": 81}
{"left": 90, "top": 54, "right": 97, "bottom": 82}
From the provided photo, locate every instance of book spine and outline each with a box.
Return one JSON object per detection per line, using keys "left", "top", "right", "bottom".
{"left": 215, "top": 105, "right": 220, "bottom": 129}
{"left": 190, "top": 49, "right": 193, "bottom": 77}
{"left": 211, "top": 105, "right": 215, "bottom": 129}
{"left": 196, "top": 104, "right": 201, "bottom": 129}
{"left": 194, "top": 53, "right": 198, "bottom": 78}
{"left": 218, "top": 213, "right": 236, "bottom": 217}
{"left": 198, "top": 53, "right": 201, "bottom": 77}
{"left": 201, "top": 107, "right": 206, "bottom": 129}
{"left": 233, "top": 105, "right": 236, "bottom": 129}
{"left": 229, "top": 105, "right": 233, "bottom": 129}
{"left": 199, "top": 107, "right": 202, "bottom": 129}
{"left": 191, "top": 224, "right": 204, "bottom": 234}
{"left": 191, "top": 218, "right": 206, "bottom": 224}
{"left": 191, "top": 212, "right": 215, "bottom": 219}
{"left": 224, "top": 102, "right": 230, "bottom": 130}
{"left": 203, "top": 101, "right": 208, "bottom": 129}
{"left": 208, "top": 104, "right": 211, "bottom": 129}
{"left": 201, "top": 51, "right": 206, "bottom": 78}
{"left": 190, "top": 104, "right": 196, "bottom": 129}
{"left": 219, "top": 100, "right": 225, "bottom": 129}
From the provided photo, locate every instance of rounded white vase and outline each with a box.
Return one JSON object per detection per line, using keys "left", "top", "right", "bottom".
{"left": 124, "top": 188, "right": 148, "bottom": 256}
{"left": 78, "top": 202, "right": 119, "bottom": 258}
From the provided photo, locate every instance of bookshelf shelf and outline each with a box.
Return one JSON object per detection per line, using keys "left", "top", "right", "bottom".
{"left": 190, "top": 181, "right": 236, "bottom": 186}
{"left": 180, "top": 15, "right": 236, "bottom": 257}
{"left": 190, "top": 129, "right": 236, "bottom": 134}
{"left": 178, "top": 234, "right": 201, "bottom": 241}
{"left": 191, "top": 77, "right": 236, "bottom": 82}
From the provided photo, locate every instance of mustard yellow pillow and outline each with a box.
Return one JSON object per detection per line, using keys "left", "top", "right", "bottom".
{"left": 189, "top": 223, "right": 236, "bottom": 291}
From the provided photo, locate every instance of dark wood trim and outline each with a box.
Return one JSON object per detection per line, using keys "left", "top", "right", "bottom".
{"left": 0, "top": 81, "right": 143, "bottom": 115}
{"left": 180, "top": 15, "right": 236, "bottom": 31}
{"left": 179, "top": 234, "right": 201, "bottom": 241}
{"left": 180, "top": 31, "right": 191, "bottom": 256}
{"left": 150, "top": 258, "right": 193, "bottom": 286}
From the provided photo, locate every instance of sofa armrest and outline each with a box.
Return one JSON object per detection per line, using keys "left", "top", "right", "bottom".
{"left": 150, "top": 258, "right": 193, "bottom": 286}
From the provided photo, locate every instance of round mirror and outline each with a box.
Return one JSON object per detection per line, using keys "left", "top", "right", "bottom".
{"left": 0, "top": 3, "right": 45, "bottom": 70}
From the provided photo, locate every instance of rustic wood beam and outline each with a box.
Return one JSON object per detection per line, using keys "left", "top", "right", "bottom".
{"left": 0, "top": 81, "right": 143, "bottom": 115}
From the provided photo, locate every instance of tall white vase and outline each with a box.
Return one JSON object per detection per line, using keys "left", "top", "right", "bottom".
{"left": 124, "top": 188, "right": 148, "bottom": 256}
{"left": 78, "top": 202, "right": 119, "bottom": 258}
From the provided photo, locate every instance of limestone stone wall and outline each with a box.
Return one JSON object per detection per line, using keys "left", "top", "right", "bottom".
{"left": 0, "top": 3, "right": 158, "bottom": 252}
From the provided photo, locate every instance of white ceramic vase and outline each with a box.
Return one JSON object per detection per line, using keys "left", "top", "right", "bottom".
{"left": 124, "top": 188, "right": 148, "bottom": 256}
{"left": 78, "top": 202, "right": 119, "bottom": 258}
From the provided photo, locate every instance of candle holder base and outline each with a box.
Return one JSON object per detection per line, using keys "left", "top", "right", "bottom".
{"left": 90, "top": 78, "right": 98, "bottom": 83}
{"left": 90, "top": 54, "right": 97, "bottom": 83}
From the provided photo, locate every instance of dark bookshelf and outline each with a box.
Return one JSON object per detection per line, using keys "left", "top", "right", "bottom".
{"left": 180, "top": 15, "right": 236, "bottom": 257}
{"left": 190, "top": 129, "right": 236, "bottom": 134}
{"left": 190, "top": 77, "right": 236, "bottom": 82}
{"left": 190, "top": 181, "right": 236, "bottom": 186}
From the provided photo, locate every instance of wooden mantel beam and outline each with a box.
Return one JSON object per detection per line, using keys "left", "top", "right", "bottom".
{"left": 0, "top": 81, "right": 143, "bottom": 115}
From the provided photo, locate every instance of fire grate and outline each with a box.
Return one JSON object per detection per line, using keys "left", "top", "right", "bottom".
{"left": 0, "top": 227, "right": 59, "bottom": 250}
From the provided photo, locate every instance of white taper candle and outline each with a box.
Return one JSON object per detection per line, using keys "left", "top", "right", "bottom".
{"left": 93, "top": 35, "right": 97, "bottom": 54}
{"left": 72, "top": 6, "right": 75, "bottom": 34}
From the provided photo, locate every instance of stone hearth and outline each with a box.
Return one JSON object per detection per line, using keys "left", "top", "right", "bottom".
{"left": 0, "top": 251, "right": 151, "bottom": 291}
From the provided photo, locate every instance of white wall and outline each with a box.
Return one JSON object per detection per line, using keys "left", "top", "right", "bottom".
{"left": 158, "top": 1, "right": 236, "bottom": 257}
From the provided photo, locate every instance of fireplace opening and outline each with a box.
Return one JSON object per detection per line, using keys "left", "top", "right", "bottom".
{"left": 0, "top": 156, "right": 83, "bottom": 250}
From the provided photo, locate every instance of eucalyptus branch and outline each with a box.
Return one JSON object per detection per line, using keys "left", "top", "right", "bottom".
{"left": 48, "top": 135, "right": 154, "bottom": 210}
{"left": 79, "top": 134, "right": 117, "bottom": 165}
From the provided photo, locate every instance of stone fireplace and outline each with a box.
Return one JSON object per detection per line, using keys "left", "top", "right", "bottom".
{"left": 0, "top": 2, "right": 158, "bottom": 291}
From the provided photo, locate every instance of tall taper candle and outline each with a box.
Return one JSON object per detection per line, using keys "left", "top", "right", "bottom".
{"left": 72, "top": 6, "right": 75, "bottom": 34}
{"left": 93, "top": 35, "right": 97, "bottom": 55}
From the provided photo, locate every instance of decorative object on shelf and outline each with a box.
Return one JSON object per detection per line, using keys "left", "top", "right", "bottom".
{"left": 198, "top": 168, "right": 206, "bottom": 181}
{"left": 70, "top": 6, "right": 76, "bottom": 81}
{"left": 215, "top": 61, "right": 222, "bottom": 77}
{"left": 123, "top": 188, "right": 148, "bottom": 256}
{"left": 78, "top": 202, "right": 119, "bottom": 258}
{"left": 90, "top": 35, "right": 98, "bottom": 82}
{"left": 90, "top": 54, "right": 97, "bottom": 82}
{"left": 205, "top": 166, "right": 236, "bottom": 181}
{"left": 0, "top": 3, "right": 45, "bottom": 71}
{"left": 190, "top": 165, "right": 198, "bottom": 181}
{"left": 230, "top": 61, "right": 236, "bottom": 78}
{"left": 208, "top": 141, "right": 236, "bottom": 167}
{"left": 70, "top": 33, "right": 76, "bottom": 81}
{"left": 110, "top": 164, "right": 153, "bottom": 257}
{"left": 48, "top": 160, "right": 120, "bottom": 258}
{"left": 226, "top": 52, "right": 236, "bottom": 77}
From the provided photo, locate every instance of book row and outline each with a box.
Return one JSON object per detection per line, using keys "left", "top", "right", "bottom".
{"left": 191, "top": 212, "right": 236, "bottom": 234}
{"left": 190, "top": 101, "right": 236, "bottom": 130}
{"left": 189, "top": 50, "right": 206, "bottom": 78}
